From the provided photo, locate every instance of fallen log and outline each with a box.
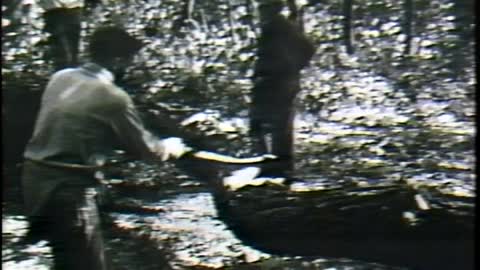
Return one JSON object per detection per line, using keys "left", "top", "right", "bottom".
{"left": 212, "top": 175, "right": 474, "bottom": 270}
{"left": 140, "top": 108, "right": 474, "bottom": 270}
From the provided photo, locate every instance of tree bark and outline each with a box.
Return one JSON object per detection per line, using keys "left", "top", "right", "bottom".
{"left": 343, "top": 0, "right": 354, "bottom": 54}
{"left": 172, "top": 0, "right": 196, "bottom": 35}
{"left": 226, "top": 0, "right": 238, "bottom": 44}
{"left": 403, "top": 0, "right": 414, "bottom": 56}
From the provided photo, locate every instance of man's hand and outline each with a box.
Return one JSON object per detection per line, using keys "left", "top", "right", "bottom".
{"left": 158, "top": 137, "right": 191, "bottom": 161}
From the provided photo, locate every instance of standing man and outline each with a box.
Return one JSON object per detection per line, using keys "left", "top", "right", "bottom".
{"left": 22, "top": 26, "right": 189, "bottom": 270}
{"left": 38, "top": 0, "right": 84, "bottom": 70}
{"left": 249, "top": 0, "right": 315, "bottom": 176}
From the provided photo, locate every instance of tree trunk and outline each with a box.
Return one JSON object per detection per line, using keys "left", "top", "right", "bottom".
{"left": 171, "top": 0, "right": 196, "bottom": 35}
{"left": 403, "top": 0, "right": 414, "bottom": 56}
{"left": 343, "top": 0, "right": 354, "bottom": 54}
{"left": 343, "top": 0, "right": 355, "bottom": 54}
{"left": 448, "top": 0, "right": 474, "bottom": 79}
{"left": 226, "top": 0, "right": 238, "bottom": 44}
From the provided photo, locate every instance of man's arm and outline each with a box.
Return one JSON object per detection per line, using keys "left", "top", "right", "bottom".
{"left": 107, "top": 89, "right": 189, "bottom": 162}
{"left": 109, "top": 96, "right": 160, "bottom": 160}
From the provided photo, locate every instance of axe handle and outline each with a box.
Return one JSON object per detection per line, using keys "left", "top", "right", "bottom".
{"left": 25, "top": 150, "right": 277, "bottom": 171}
{"left": 185, "top": 150, "right": 277, "bottom": 164}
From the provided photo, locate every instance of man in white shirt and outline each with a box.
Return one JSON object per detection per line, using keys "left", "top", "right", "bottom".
{"left": 22, "top": 26, "right": 189, "bottom": 270}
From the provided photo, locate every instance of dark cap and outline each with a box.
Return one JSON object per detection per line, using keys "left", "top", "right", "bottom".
{"left": 89, "top": 26, "right": 144, "bottom": 61}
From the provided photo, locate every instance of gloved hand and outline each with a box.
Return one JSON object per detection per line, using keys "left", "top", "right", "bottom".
{"left": 158, "top": 137, "right": 191, "bottom": 161}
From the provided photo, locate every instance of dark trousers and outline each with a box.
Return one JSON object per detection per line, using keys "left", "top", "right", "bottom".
{"left": 43, "top": 8, "right": 82, "bottom": 71}
{"left": 26, "top": 186, "right": 110, "bottom": 270}
{"left": 249, "top": 75, "right": 300, "bottom": 175}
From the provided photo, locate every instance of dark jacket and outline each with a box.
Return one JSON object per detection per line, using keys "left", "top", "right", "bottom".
{"left": 22, "top": 63, "right": 161, "bottom": 215}
{"left": 254, "top": 14, "right": 315, "bottom": 77}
